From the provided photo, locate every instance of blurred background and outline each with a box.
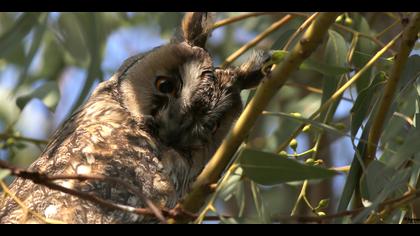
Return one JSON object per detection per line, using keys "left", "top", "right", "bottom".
{"left": 0, "top": 12, "right": 419, "bottom": 223}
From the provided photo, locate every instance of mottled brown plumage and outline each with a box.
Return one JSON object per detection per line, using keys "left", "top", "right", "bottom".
{"left": 0, "top": 12, "right": 270, "bottom": 223}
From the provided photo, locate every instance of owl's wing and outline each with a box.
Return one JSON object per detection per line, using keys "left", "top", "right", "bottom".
{"left": 0, "top": 81, "right": 177, "bottom": 224}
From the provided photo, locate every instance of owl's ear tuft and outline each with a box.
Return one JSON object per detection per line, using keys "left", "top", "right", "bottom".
{"left": 235, "top": 50, "right": 272, "bottom": 90}
{"left": 173, "top": 12, "right": 213, "bottom": 48}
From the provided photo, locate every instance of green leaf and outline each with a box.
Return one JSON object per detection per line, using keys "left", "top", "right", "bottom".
{"left": 415, "top": 80, "right": 420, "bottom": 128}
{"left": 269, "top": 50, "right": 351, "bottom": 77}
{"left": 351, "top": 14, "right": 377, "bottom": 92}
{"left": 0, "top": 13, "right": 42, "bottom": 61}
{"left": 14, "top": 13, "right": 49, "bottom": 92}
{"left": 238, "top": 148, "right": 337, "bottom": 185}
{"left": 350, "top": 72, "right": 386, "bottom": 137}
{"left": 69, "top": 13, "right": 104, "bottom": 114}
{"left": 400, "top": 55, "right": 420, "bottom": 91}
{"left": 353, "top": 168, "right": 411, "bottom": 223}
{"left": 0, "top": 169, "right": 11, "bottom": 180}
{"left": 218, "top": 167, "right": 243, "bottom": 201}
{"left": 380, "top": 88, "right": 418, "bottom": 162}
{"left": 158, "top": 13, "right": 183, "bottom": 39}
{"left": 384, "top": 127, "right": 420, "bottom": 169}
{"left": 301, "top": 59, "right": 352, "bottom": 77}
{"left": 35, "top": 34, "right": 65, "bottom": 81}
{"left": 321, "top": 30, "right": 349, "bottom": 103}
{"left": 334, "top": 119, "right": 372, "bottom": 223}
{"left": 324, "top": 30, "right": 348, "bottom": 67}
{"left": 53, "top": 13, "right": 89, "bottom": 65}
{"left": 318, "top": 30, "right": 349, "bottom": 120}
{"left": 263, "top": 111, "right": 356, "bottom": 140}
{"left": 16, "top": 81, "right": 60, "bottom": 111}
{"left": 359, "top": 160, "right": 399, "bottom": 201}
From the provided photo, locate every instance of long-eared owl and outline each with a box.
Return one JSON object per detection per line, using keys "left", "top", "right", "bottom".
{"left": 0, "top": 12, "right": 270, "bottom": 223}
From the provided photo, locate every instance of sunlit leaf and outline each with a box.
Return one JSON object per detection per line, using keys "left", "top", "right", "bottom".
{"left": 0, "top": 169, "right": 11, "bottom": 180}
{"left": 239, "top": 148, "right": 337, "bottom": 185}
{"left": 16, "top": 81, "right": 60, "bottom": 111}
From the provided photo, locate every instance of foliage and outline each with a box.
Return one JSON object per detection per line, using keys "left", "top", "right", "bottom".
{"left": 0, "top": 12, "right": 420, "bottom": 224}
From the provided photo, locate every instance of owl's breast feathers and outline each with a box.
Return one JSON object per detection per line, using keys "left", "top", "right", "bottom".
{"left": 0, "top": 77, "right": 190, "bottom": 224}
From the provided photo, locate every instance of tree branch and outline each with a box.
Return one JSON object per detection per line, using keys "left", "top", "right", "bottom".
{"left": 366, "top": 12, "right": 420, "bottom": 165}
{"left": 221, "top": 14, "right": 294, "bottom": 68}
{"left": 277, "top": 186, "right": 420, "bottom": 223}
{"left": 0, "top": 160, "right": 173, "bottom": 223}
{"left": 177, "top": 13, "right": 341, "bottom": 223}
{"left": 211, "top": 12, "right": 275, "bottom": 30}
{"left": 283, "top": 12, "right": 319, "bottom": 50}
{"left": 0, "top": 133, "right": 48, "bottom": 145}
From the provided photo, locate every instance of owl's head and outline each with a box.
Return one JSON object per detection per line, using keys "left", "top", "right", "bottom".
{"left": 117, "top": 13, "right": 269, "bottom": 172}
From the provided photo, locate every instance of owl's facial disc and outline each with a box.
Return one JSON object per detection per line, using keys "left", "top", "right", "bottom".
{"left": 149, "top": 47, "right": 241, "bottom": 156}
{"left": 118, "top": 42, "right": 266, "bottom": 160}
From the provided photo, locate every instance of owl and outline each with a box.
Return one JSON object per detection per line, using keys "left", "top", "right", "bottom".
{"left": 0, "top": 12, "right": 270, "bottom": 223}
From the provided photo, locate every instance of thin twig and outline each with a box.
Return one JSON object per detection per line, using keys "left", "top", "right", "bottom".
{"left": 0, "top": 133, "right": 48, "bottom": 145}
{"left": 0, "top": 160, "right": 168, "bottom": 223}
{"left": 290, "top": 180, "right": 309, "bottom": 216}
{"left": 0, "top": 180, "right": 65, "bottom": 224}
{"left": 287, "top": 12, "right": 397, "bottom": 55}
{"left": 221, "top": 14, "right": 294, "bottom": 68}
{"left": 211, "top": 12, "right": 274, "bottom": 30}
{"left": 376, "top": 19, "right": 401, "bottom": 39}
{"left": 283, "top": 12, "right": 319, "bottom": 50}
{"left": 284, "top": 82, "right": 354, "bottom": 102}
{"left": 330, "top": 165, "right": 350, "bottom": 173}
{"left": 44, "top": 174, "right": 166, "bottom": 222}
{"left": 278, "top": 186, "right": 420, "bottom": 223}
{"left": 334, "top": 23, "right": 396, "bottom": 55}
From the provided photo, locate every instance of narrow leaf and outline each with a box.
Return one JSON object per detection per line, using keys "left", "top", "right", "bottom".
{"left": 269, "top": 50, "right": 351, "bottom": 77}
{"left": 16, "top": 81, "right": 60, "bottom": 111}
{"left": 0, "top": 13, "right": 42, "bottom": 59}
{"left": 0, "top": 169, "right": 11, "bottom": 180}
{"left": 350, "top": 72, "right": 386, "bottom": 137}
{"left": 239, "top": 148, "right": 337, "bottom": 185}
{"left": 14, "top": 13, "right": 49, "bottom": 92}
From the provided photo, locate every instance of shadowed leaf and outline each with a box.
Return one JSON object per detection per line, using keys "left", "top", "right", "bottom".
{"left": 239, "top": 148, "right": 337, "bottom": 185}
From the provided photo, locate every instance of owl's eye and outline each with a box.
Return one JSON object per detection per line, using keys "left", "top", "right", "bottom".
{"left": 155, "top": 76, "right": 177, "bottom": 96}
{"left": 206, "top": 121, "right": 220, "bottom": 134}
